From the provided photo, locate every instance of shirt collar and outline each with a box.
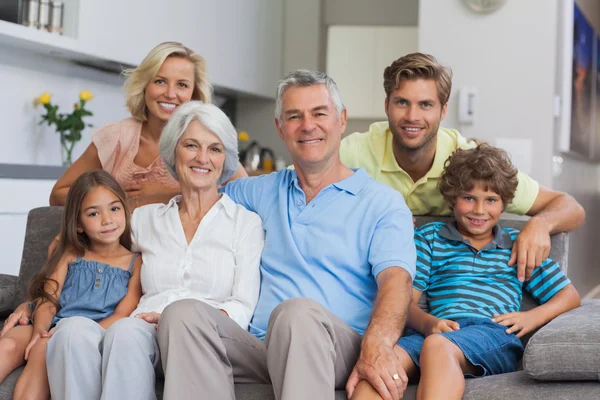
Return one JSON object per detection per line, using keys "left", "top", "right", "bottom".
{"left": 438, "top": 221, "right": 513, "bottom": 250}
{"left": 288, "top": 167, "right": 369, "bottom": 196}
{"left": 156, "top": 193, "right": 237, "bottom": 219}
{"left": 377, "top": 122, "right": 456, "bottom": 179}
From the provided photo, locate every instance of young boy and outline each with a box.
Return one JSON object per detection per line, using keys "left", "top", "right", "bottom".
{"left": 393, "top": 143, "right": 580, "bottom": 400}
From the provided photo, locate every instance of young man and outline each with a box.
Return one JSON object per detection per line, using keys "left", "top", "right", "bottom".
{"left": 353, "top": 144, "right": 580, "bottom": 400}
{"left": 340, "top": 53, "right": 585, "bottom": 282}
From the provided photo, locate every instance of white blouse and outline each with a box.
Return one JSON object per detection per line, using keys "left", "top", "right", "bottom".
{"left": 130, "top": 194, "right": 264, "bottom": 330}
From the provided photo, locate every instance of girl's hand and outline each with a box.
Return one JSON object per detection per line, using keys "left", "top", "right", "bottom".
{"left": 135, "top": 312, "right": 161, "bottom": 329}
{"left": 25, "top": 330, "right": 47, "bottom": 360}
{"left": 424, "top": 318, "right": 460, "bottom": 336}
{"left": 492, "top": 311, "right": 540, "bottom": 338}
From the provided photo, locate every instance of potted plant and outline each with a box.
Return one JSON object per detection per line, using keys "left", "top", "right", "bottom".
{"left": 36, "top": 90, "right": 94, "bottom": 166}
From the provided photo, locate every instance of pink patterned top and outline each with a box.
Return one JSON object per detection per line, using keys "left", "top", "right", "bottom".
{"left": 92, "top": 118, "right": 179, "bottom": 189}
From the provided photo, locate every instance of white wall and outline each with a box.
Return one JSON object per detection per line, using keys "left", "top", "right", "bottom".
{"left": 553, "top": 0, "right": 600, "bottom": 297}
{"left": 419, "top": 0, "right": 557, "bottom": 187}
{"left": 0, "top": 46, "right": 128, "bottom": 165}
{"left": 0, "top": 179, "right": 56, "bottom": 276}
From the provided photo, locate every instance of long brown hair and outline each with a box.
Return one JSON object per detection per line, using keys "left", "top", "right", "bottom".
{"left": 28, "top": 170, "right": 132, "bottom": 311}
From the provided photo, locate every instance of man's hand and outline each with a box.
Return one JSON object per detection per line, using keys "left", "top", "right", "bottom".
{"left": 0, "top": 301, "right": 31, "bottom": 338}
{"left": 507, "top": 217, "right": 551, "bottom": 282}
{"left": 346, "top": 340, "right": 408, "bottom": 400}
{"left": 492, "top": 311, "right": 541, "bottom": 338}
{"left": 423, "top": 318, "right": 459, "bottom": 336}
{"left": 134, "top": 312, "right": 161, "bottom": 329}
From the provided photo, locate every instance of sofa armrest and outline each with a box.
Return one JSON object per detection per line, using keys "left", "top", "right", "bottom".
{"left": 0, "top": 274, "right": 18, "bottom": 314}
{"left": 523, "top": 300, "right": 600, "bottom": 381}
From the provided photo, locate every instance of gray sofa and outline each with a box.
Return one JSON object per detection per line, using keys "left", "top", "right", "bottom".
{"left": 1, "top": 207, "right": 599, "bottom": 399}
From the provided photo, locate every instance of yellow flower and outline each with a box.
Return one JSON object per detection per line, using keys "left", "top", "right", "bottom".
{"left": 73, "top": 103, "right": 79, "bottom": 110}
{"left": 79, "top": 90, "right": 94, "bottom": 102}
{"left": 238, "top": 131, "right": 250, "bottom": 141}
{"left": 37, "top": 92, "right": 52, "bottom": 105}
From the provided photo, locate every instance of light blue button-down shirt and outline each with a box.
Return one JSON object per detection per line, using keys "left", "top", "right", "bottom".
{"left": 223, "top": 168, "right": 416, "bottom": 339}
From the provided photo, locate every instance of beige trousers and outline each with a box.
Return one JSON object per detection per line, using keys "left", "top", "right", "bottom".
{"left": 157, "top": 297, "right": 363, "bottom": 400}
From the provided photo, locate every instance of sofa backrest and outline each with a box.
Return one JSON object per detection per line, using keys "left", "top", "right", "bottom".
{"left": 15, "top": 208, "right": 570, "bottom": 315}
{"left": 14, "top": 207, "right": 63, "bottom": 307}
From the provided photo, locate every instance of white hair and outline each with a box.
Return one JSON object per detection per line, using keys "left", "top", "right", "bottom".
{"left": 159, "top": 101, "right": 238, "bottom": 185}
{"left": 275, "top": 69, "right": 345, "bottom": 122}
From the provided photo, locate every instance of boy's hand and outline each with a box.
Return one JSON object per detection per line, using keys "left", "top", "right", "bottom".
{"left": 424, "top": 318, "right": 460, "bottom": 336}
{"left": 492, "top": 311, "right": 541, "bottom": 338}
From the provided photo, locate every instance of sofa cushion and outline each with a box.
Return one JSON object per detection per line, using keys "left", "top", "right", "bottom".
{"left": 523, "top": 300, "right": 600, "bottom": 381}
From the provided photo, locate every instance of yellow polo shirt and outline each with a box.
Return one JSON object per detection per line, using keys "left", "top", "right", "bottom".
{"left": 340, "top": 121, "right": 539, "bottom": 216}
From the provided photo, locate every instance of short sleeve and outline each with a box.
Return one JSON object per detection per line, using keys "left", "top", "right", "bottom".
{"left": 340, "top": 134, "right": 358, "bottom": 168}
{"left": 369, "top": 204, "right": 416, "bottom": 280}
{"left": 413, "top": 230, "right": 433, "bottom": 292}
{"left": 221, "top": 176, "right": 267, "bottom": 214}
{"left": 91, "top": 122, "right": 122, "bottom": 173}
{"left": 524, "top": 258, "right": 571, "bottom": 304}
{"left": 505, "top": 171, "right": 540, "bottom": 215}
{"left": 129, "top": 207, "right": 142, "bottom": 253}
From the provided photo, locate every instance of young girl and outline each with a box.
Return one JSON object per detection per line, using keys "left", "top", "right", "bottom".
{"left": 0, "top": 170, "right": 142, "bottom": 400}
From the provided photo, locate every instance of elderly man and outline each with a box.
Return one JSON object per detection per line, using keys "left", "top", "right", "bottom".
{"left": 157, "top": 69, "right": 416, "bottom": 400}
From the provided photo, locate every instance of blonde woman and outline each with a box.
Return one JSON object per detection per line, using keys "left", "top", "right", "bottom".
{"left": 50, "top": 41, "right": 243, "bottom": 209}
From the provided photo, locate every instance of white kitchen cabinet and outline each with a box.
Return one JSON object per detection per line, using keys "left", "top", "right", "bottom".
{"left": 76, "top": 0, "right": 283, "bottom": 98}
{"left": 326, "top": 26, "right": 418, "bottom": 119}
{"left": 0, "top": 0, "right": 283, "bottom": 99}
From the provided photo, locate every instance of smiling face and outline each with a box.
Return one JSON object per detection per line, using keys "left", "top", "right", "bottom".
{"left": 175, "top": 119, "right": 225, "bottom": 192}
{"left": 78, "top": 186, "right": 127, "bottom": 247}
{"left": 385, "top": 78, "right": 447, "bottom": 152}
{"left": 453, "top": 181, "right": 504, "bottom": 244}
{"left": 275, "top": 84, "right": 346, "bottom": 167}
{"left": 144, "top": 57, "right": 195, "bottom": 124}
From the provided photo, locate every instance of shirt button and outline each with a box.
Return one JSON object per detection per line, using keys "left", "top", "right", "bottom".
{"left": 98, "top": 268, "right": 103, "bottom": 273}
{"left": 95, "top": 284, "right": 100, "bottom": 288}
{"left": 96, "top": 278, "right": 101, "bottom": 282}
{"left": 297, "top": 201, "right": 302, "bottom": 206}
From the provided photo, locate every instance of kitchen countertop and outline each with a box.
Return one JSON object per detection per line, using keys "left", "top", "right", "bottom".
{"left": 0, "top": 163, "right": 66, "bottom": 180}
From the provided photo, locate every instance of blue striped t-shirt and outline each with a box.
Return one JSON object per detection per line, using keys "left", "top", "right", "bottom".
{"left": 414, "top": 222, "right": 570, "bottom": 320}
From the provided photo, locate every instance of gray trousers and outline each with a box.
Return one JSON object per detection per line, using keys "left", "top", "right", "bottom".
{"left": 158, "top": 297, "right": 362, "bottom": 400}
{"left": 46, "top": 316, "right": 160, "bottom": 400}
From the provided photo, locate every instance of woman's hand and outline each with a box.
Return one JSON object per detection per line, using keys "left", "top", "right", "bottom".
{"left": 0, "top": 302, "right": 31, "bottom": 338}
{"left": 47, "top": 235, "right": 60, "bottom": 259}
{"left": 492, "top": 311, "right": 541, "bottom": 338}
{"left": 135, "top": 312, "right": 161, "bottom": 329}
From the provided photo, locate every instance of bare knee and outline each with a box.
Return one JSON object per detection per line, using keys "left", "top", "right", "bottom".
{"left": 351, "top": 380, "right": 383, "bottom": 400}
{"left": 0, "top": 337, "right": 24, "bottom": 360}
{"left": 421, "top": 335, "right": 461, "bottom": 363}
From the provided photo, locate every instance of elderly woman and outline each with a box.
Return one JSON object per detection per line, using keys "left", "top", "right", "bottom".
{"left": 43, "top": 101, "right": 264, "bottom": 400}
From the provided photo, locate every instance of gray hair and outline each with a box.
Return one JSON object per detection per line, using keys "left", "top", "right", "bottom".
{"left": 159, "top": 101, "right": 238, "bottom": 185}
{"left": 275, "top": 69, "right": 345, "bottom": 122}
